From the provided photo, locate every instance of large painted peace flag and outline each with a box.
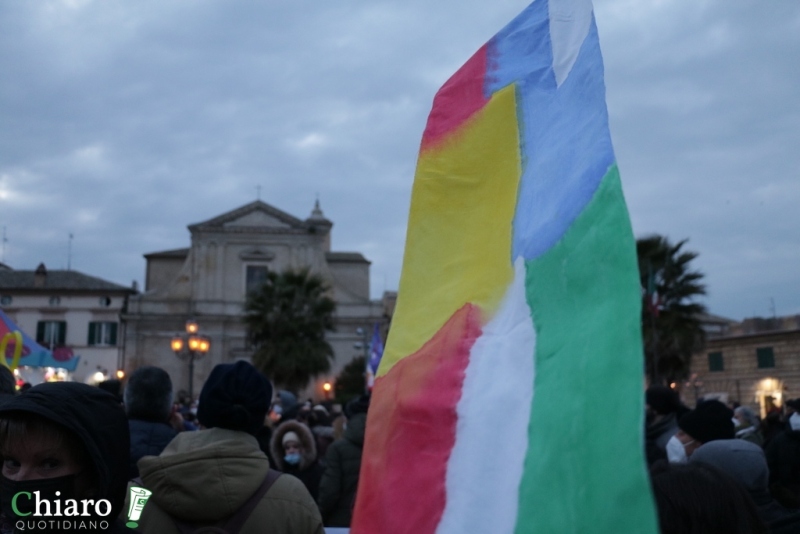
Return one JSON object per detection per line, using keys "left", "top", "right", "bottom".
{"left": 351, "top": 0, "right": 658, "bottom": 532}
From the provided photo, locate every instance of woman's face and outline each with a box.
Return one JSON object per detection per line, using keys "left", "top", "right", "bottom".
{"left": 284, "top": 440, "right": 303, "bottom": 455}
{"left": 2, "top": 426, "right": 83, "bottom": 481}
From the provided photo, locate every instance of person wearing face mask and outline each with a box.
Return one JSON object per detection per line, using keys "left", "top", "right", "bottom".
{"left": 644, "top": 385, "right": 681, "bottom": 465}
{"left": 664, "top": 399, "right": 735, "bottom": 464}
{"left": 0, "top": 382, "right": 135, "bottom": 533}
{"left": 765, "top": 399, "right": 800, "bottom": 508}
{"left": 270, "top": 420, "right": 324, "bottom": 501}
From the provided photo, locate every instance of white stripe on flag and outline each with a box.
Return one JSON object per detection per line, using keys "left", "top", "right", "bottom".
{"left": 549, "top": 0, "right": 593, "bottom": 87}
{"left": 436, "top": 257, "right": 536, "bottom": 534}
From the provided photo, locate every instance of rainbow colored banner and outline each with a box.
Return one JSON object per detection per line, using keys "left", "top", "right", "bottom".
{"left": 351, "top": 1, "right": 658, "bottom": 533}
{"left": 0, "top": 309, "right": 80, "bottom": 372}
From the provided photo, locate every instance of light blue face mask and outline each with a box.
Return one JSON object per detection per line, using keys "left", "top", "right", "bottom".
{"left": 284, "top": 453, "right": 302, "bottom": 465}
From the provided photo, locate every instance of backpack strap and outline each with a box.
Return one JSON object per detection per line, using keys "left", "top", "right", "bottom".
{"left": 220, "top": 469, "right": 282, "bottom": 533}
{"left": 171, "top": 469, "right": 282, "bottom": 534}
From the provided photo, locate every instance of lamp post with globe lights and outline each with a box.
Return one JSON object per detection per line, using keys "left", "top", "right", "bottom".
{"left": 171, "top": 319, "right": 210, "bottom": 400}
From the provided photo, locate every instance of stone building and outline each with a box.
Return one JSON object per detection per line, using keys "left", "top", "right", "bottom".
{"left": 687, "top": 314, "right": 800, "bottom": 416}
{"left": 122, "top": 200, "right": 387, "bottom": 400}
{"left": 0, "top": 262, "right": 136, "bottom": 383}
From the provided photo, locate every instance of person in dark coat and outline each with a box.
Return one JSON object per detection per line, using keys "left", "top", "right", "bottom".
{"left": 124, "top": 366, "right": 178, "bottom": 478}
{"left": 317, "top": 394, "right": 369, "bottom": 527}
{"left": 0, "top": 382, "right": 135, "bottom": 532}
{"left": 270, "top": 420, "right": 324, "bottom": 500}
{"left": 766, "top": 404, "right": 800, "bottom": 508}
{"left": 644, "top": 385, "right": 680, "bottom": 465}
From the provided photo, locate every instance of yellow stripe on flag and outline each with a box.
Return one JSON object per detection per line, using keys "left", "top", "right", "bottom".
{"left": 379, "top": 85, "right": 522, "bottom": 376}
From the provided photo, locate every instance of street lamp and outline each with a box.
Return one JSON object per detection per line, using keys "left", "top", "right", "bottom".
{"left": 171, "top": 319, "right": 210, "bottom": 400}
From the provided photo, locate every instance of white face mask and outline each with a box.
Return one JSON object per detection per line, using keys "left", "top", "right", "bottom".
{"left": 666, "top": 435, "right": 688, "bottom": 463}
{"left": 790, "top": 412, "right": 800, "bottom": 431}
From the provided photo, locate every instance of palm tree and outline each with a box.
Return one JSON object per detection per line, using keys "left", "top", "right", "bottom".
{"left": 333, "top": 355, "right": 366, "bottom": 404}
{"left": 637, "top": 235, "right": 707, "bottom": 385}
{"left": 243, "top": 269, "right": 336, "bottom": 394}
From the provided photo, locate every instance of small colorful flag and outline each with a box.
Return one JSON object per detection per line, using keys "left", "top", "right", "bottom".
{"left": 365, "top": 324, "right": 385, "bottom": 392}
{"left": 367, "top": 324, "right": 384, "bottom": 376}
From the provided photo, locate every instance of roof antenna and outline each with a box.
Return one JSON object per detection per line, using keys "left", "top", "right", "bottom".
{"left": 256, "top": 185, "right": 262, "bottom": 201}
{"left": 67, "top": 232, "right": 73, "bottom": 271}
{"left": 1, "top": 226, "right": 7, "bottom": 264}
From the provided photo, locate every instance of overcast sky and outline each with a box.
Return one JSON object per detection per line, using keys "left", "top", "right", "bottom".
{"left": 1, "top": 0, "right": 797, "bottom": 321}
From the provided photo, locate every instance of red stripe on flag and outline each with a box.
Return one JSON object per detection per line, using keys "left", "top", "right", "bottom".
{"left": 351, "top": 304, "right": 481, "bottom": 534}
{"left": 420, "top": 45, "right": 490, "bottom": 151}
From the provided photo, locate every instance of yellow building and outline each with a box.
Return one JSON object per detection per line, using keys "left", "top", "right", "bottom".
{"left": 687, "top": 315, "right": 800, "bottom": 417}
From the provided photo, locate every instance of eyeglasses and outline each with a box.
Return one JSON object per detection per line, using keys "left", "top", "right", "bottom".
{"left": 680, "top": 439, "right": 695, "bottom": 449}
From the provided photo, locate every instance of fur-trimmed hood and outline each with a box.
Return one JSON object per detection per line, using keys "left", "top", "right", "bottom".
{"left": 270, "top": 419, "right": 317, "bottom": 471}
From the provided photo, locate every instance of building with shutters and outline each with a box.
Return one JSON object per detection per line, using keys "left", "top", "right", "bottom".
{"left": 686, "top": 314, "right": 800, "bottom": 416}
{"left": 122, "top": 200, "right": 391, "bottom": 400}
{"left": 0, "top": 262, "right": 137, "bottom": 383}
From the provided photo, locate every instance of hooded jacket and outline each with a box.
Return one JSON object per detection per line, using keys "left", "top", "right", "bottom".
{"left": 0, "top": 382, "right": 133, "bottom": 533}
{"left": 317, "top": 412, "right": 366, "bottom": 527}
{"left": 270, "top": 421, "right": 324, "bottom": 500}
{"left": 131, "top": 427, "right": 323, "bottom": 534}
{"left": 691, "top": 439, "right": 800, "bottom": 533}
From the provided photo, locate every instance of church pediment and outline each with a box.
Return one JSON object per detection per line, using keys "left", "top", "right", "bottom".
{"left": 225, "top": 211, "right": 290, "bottom": 229}
{"left": 188, "top": 200, "right": 308, "bottom": 233}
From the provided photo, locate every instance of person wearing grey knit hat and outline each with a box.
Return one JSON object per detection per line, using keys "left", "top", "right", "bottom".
{"left": 691, "top": 440, "right": 800, "bottom": 534}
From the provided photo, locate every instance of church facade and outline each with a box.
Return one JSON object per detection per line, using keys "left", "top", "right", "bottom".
{"left": 121, "top": 200, "right": 388, "bottom": 400}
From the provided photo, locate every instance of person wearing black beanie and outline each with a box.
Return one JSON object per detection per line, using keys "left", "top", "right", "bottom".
{"left": 197, "top": 360, "right": 273, "bottom": 435}
{"left": 675, "top": 399, "right": 735, "bottom": 458}
{"left": 128, "top": 361, "right": 323, "bottom": 534}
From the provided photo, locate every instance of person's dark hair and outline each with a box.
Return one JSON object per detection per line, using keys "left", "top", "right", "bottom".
{"left": 650, "top": 461, "right": 768, "bottom": 534}
{"left": 0, "top": 413, "right": 97, "bottom": 497}
{"left": 124, "top": 366, "right": 174, "bottom": 422}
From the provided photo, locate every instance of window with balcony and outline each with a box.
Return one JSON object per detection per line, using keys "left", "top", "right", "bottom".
{"left": 36, "top": 321, "right": 66, "bottom": 348}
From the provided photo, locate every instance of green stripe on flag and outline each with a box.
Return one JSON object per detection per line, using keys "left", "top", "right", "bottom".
{"left": 516, "top": 164, "right": 658, "bottom": 534}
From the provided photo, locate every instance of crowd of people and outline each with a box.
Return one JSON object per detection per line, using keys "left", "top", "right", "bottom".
{"left": 645, "top": 384, "right": 800, "bottom": 533}
{"left": 3, "top": 361, "right": 800, "bottom": 533}
{"left": 0, "top": 362, "right": 368, "bottom": 533}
